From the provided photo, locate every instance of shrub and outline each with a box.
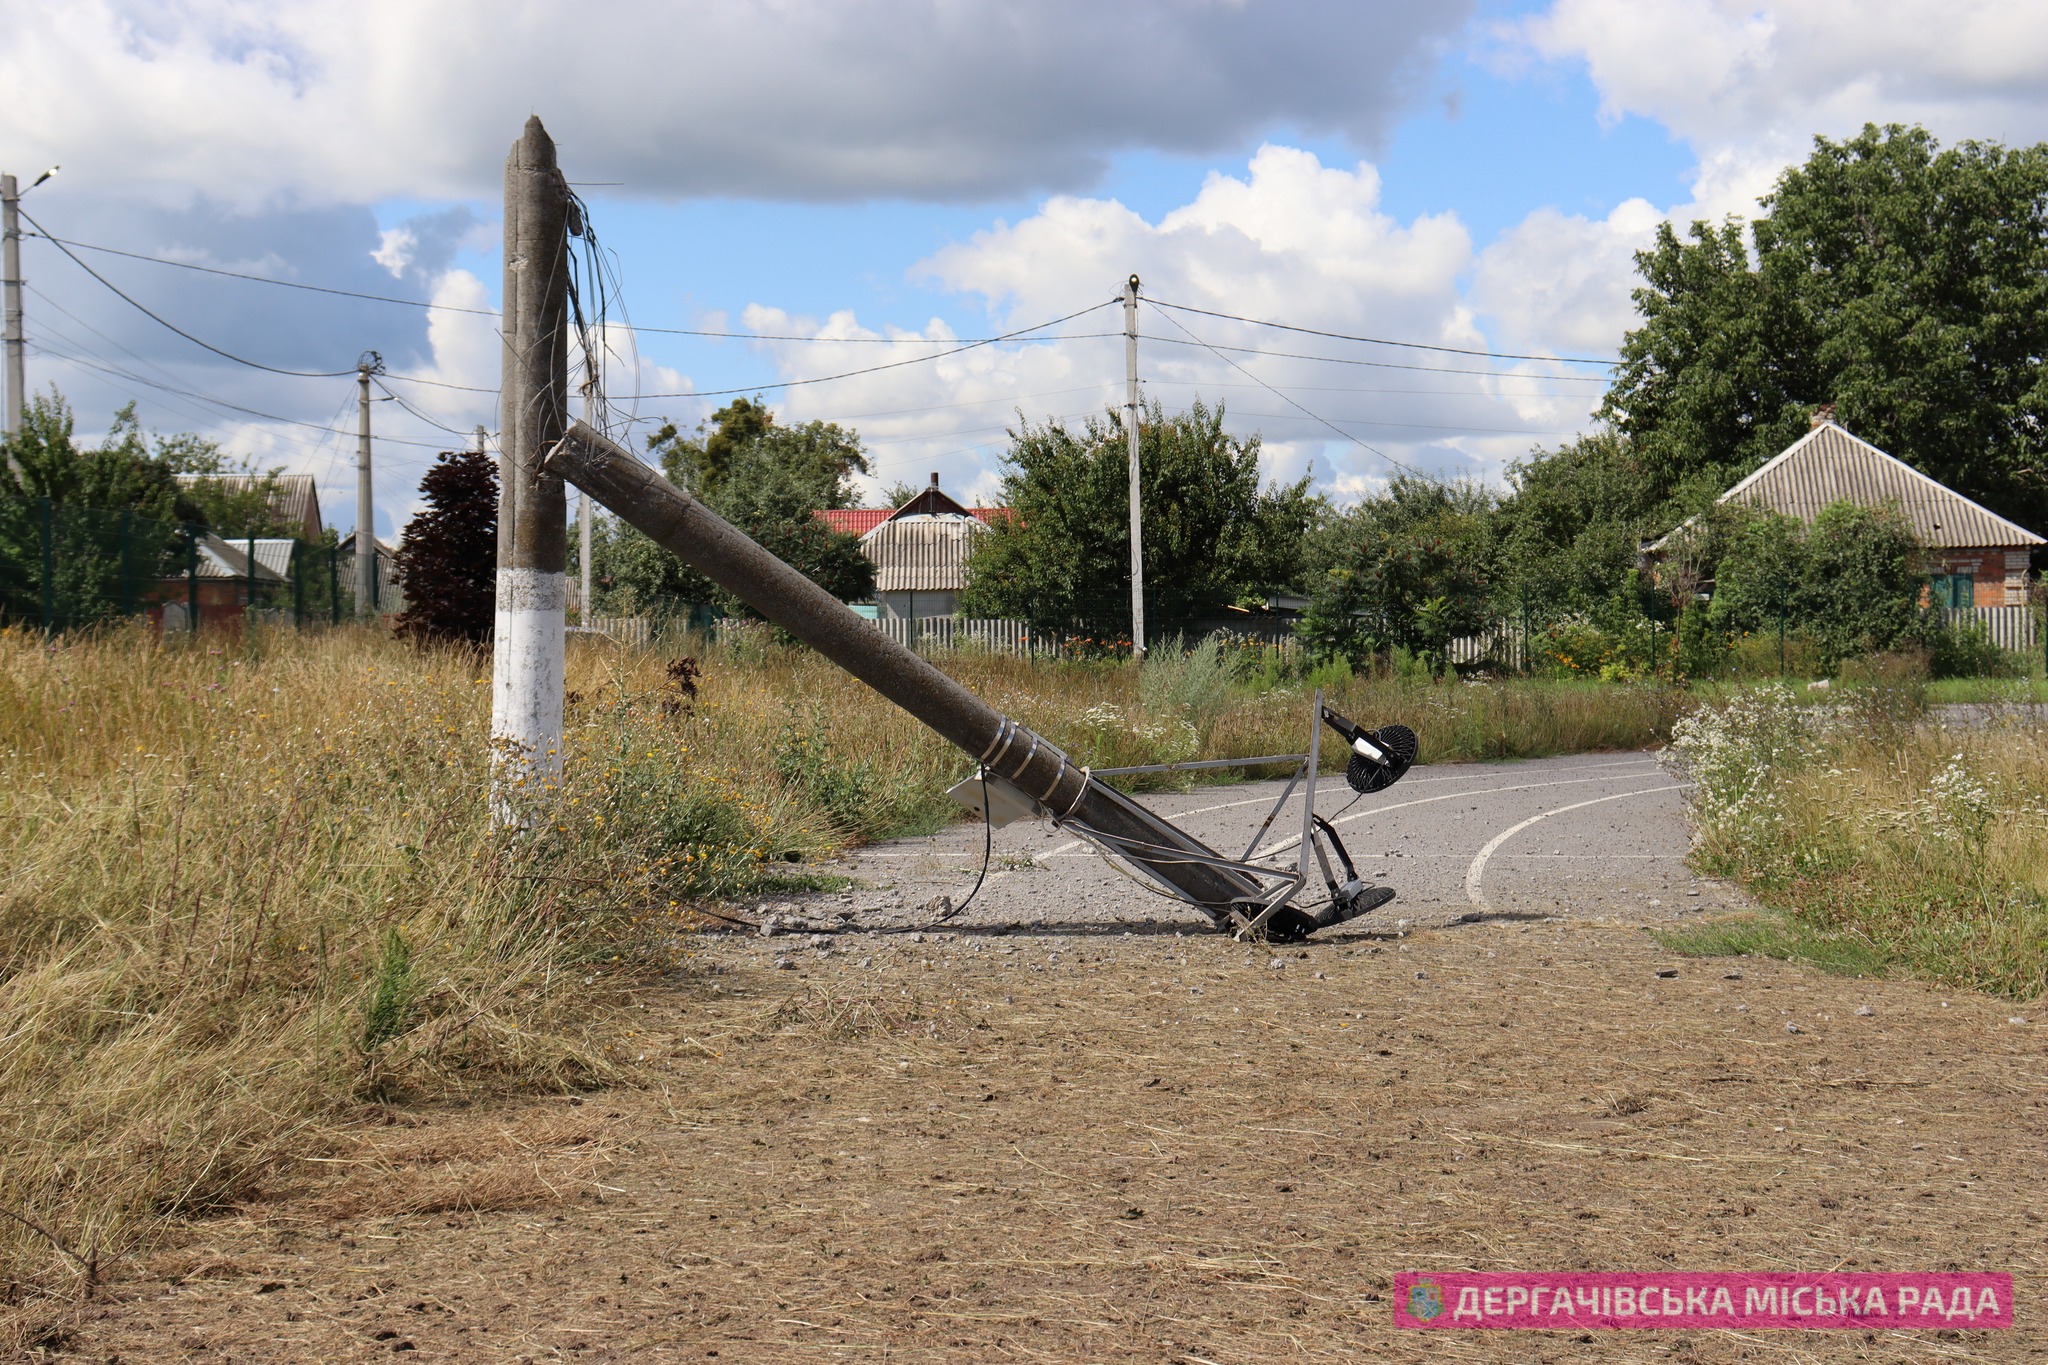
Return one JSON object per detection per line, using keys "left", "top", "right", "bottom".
{"left": 1925, "top": 616, "right": 2025, "bottom": 679}
{"left": 393, "top": 448, "right": 497, "bottom": 645}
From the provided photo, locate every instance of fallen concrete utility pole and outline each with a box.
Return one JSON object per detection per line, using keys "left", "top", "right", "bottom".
{"left": 545, "top": 420, "right": 1413, "bottom": 938}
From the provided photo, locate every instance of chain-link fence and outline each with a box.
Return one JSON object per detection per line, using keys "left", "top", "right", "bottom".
{"left": 0, "top": 497, "right": 390, "bottom": 634}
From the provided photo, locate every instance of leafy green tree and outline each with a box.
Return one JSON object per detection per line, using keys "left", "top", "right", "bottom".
{"left": 1605, "top": 123, "right": 2048, "bottom": 534}
{"left": 1, "top": 393, "right": 182, "bottom": 518}
{"left": 601, "top": 398, "right": 874, "bottom": 615}
{"left": 959, "top": 400, "right": 1317, "bottom": 637}
{"left": 1298, "top": 475, "right": 1495, "bottom": 669}
{"left": 1490, "top": 429, "right": 1670, "bottom": 619}
{"left": 1708, "top": 501, "right": 1925, "bottom": 666}
{"left": 0, "top": 393, "right": 192, "bottom": 626}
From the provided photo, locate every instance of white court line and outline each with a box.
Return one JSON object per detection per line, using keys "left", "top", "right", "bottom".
{"left": 1250, "top": 771, "right": 1682, "bottom": 861}
{"left": 1463, "top": 785, "right": 1688, "bottom": 913}
{"left": 1024, "top": 756, "right": 1667, "bottom": 870}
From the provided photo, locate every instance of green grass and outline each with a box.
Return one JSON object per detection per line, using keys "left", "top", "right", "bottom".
{"left": 1651, "top": 911, "right": 1894, "bottom": 978}
{"left": 1925, "top": 676, "right": 2048, "bottom": 703}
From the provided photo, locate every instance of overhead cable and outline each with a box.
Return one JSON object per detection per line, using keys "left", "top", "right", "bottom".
{"left": 26, "top": 232, "right": 1115, "bottom": 344}
{"left": 19, "top": 208, "right": 361, "bottom": 378}
{"left": 34, "top": 340, "right": 452, "bottom": 449}
{"left": 1142, "top": 295, "right": 1617, "bottom": 366}
{"left": 373, "top": 376, "right": 485, "bottom": 439}
{"left": 1138, "top": 332, "right": 1608, "bottom": 381}
{"left": 1143, "top": 300, "right": 1443, "bottom": 484}
{"left": 620, "top": 299, "right": 1121, "bottom": 401}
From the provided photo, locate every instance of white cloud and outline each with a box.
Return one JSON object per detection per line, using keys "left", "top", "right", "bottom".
{"left": 1470, "top": 199, "right": 1661, "bottom": 359}
{"left": 1520, "top": 0, "right": 2048, "bottom": 217}
{"left": 6, "top": 1, "right": 1471, "bottom": 207}
{"left": 705, "top": 146, "right": 1604, "bottom": 505}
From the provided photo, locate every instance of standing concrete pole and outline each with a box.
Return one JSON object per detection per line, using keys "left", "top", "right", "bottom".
{"left": 474, "top": 424, "right": 487, "bottom": 455}
{"left": 354, "top": 352, "right": 382, "bottom": 617}
{"left": 1123, "top": 273, "right": 1146, "bottom": 659}
{"left": 490, "top": 117, "right": 572, "bottom": 812}
{"left": 3, "top": 174, "right": 24, "bottom": 441}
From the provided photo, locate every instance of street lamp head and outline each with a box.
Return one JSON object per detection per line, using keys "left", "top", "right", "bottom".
{"left": 29, "top": 167, "right": 58, "bottom": 190}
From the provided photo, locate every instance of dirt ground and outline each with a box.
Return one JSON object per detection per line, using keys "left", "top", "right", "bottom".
{"left": 36, "top": 756, "right": 2048, "bottom": 1363}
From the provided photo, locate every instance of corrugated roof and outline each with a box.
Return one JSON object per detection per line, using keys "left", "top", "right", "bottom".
{"left": 818, "top": 505, "right": 1007, "bottom": 537}
{"left": 1719, "top": 421, "right": 2043, "bottom": 548}
{"left": 191, "top": 535, "right": 293, "bottom": 582}
{"left": 860, "top": 513, "right": 989, "bottom": 592}
{"left": 819, "top": 508, "right": 891, "bottom": 536}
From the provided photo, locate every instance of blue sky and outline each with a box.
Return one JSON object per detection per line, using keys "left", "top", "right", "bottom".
{"left": 8, "top": 1, "right": 2045, "bottom": 535}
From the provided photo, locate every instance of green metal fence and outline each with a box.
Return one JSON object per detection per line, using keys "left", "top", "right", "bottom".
{"left": 0, "top": 497, "right": 370, "bottom": 633}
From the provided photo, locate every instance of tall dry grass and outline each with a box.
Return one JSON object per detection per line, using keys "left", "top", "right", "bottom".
{"left": 1663, "top": 680, "right": 2048, "bottom": 1000}
{"left": 0, "top": 622, "right": 1675, "bottom": 1328}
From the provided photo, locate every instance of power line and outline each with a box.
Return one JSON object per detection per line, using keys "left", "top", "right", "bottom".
{"left": 1142, "top": 295, "right": 1617, "bottom": 366}
{"left": 618, "top": 299, "right": 1120, "bottom": 401}
{"left": 373, "top": 375, "right": 483, "bottom": 439}
{"left": 25, "top": 232, "right": 499, "bottom": 315}
{"left": 1225, "top": 408, "right": 1585, "bottom": 438}
{"left": 1142, "top": 376, "right": 1603, "bottom": 400}
{"left": 33, "top": 338, "right": 452, "bottom": 449}
{"left": 25, "top": 232, "right": 1120, "bottom": 345}
{"left": 1137, "top": 331, "right": 1610, "bottom": 381}
{"left": 19, "top": 207, "right": 361, "bottom": 378}
{"left": 1143, "top": 300, "right": 1444, "bottom": 485}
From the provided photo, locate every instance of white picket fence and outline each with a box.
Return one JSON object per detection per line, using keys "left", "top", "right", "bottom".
{"left": 870, "top": 615, "right": 1051, "bottom": 655}
{"left": 580, "top": 615, "right": 654, "bottom": 647}
{"left": 573, "top": 612, "right": 1052, "bottom": 656}
{"left": 1943, "top": 605, "right": 2036, "bottom": 654}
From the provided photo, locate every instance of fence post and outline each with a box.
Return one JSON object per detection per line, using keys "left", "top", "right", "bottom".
{"left": 247, "top": 533, "right": 258, "bottom": 634}
{"left": 329, "top": 545, "right": 341, "bottom": 626}
{"left": 38, "top": 495, "right": 51, "bottom": 632}
{"left": 119, "top": 509, "right": 133, "bottom": 616}
{"left": 1776, "top": 590, "right": 1787, "bottom": 677}
{"left": 292, "top": 541, "right": 304, "bottom": 627}
{"left": 187, "top": 525, "right": 200, "bottom": 634}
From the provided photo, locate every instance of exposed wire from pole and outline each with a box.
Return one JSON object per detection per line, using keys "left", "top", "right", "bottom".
{"left": 1144, "top": 299, "right": 1445, "bottom": 485}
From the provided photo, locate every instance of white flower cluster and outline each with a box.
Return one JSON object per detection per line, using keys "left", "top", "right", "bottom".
{"left": 1665, "top": 686, "right": 1834, "bottom": 854}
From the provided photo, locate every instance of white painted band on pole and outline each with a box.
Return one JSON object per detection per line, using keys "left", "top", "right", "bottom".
{"left": 491, "top": 566, "right": 567, "bottom": 788}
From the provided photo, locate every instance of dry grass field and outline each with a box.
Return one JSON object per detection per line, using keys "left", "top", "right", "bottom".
{"left": 11, "top": 625, "right": 2045, "bottom": 1361}
{"left": 0, "top": 623, "right": 1675, "bottom": 1344}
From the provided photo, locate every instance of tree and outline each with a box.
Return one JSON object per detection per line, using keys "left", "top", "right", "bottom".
{"left": 959, "top": 400, "right": 1317, "bottom": 637}
{"left": 1604, "top": 123, "right": 2048, "bottom": 535}
{"left": 1298, "top": 475, "right": 1496, "bottom": 669}
{"left": 602, "top": 399, "right": 875, "bottom": 616}
{"left": 1490, "top": 429, "right": 1668, "bottom": 620}
{"left": 1707, "top": 501, "right": 1924, "bottom": 666}
{"left": 0, "top": 393, "right": 198, "bottom": 627}
{"left": 393, "top": 449, "right": 497, "bottom": 645}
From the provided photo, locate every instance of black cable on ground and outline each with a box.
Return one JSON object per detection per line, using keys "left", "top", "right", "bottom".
{"left": 919, "top": 766, "right": 993, "bottom": 928}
